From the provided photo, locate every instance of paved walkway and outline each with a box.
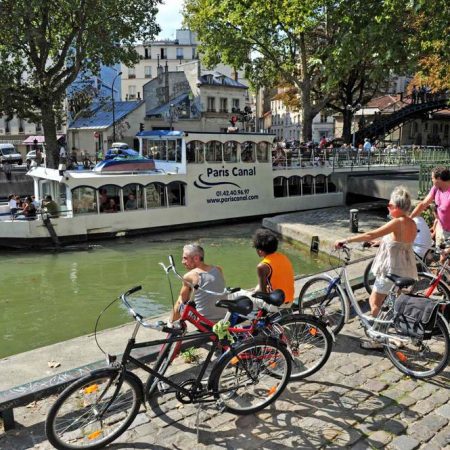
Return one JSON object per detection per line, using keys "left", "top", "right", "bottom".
{"left": 2, "top": 206, "right": 450, "bottom": 449}
{"left": 2, "top": 285, "right": 450, "bottom": 450}
{"left": 263, "top": 204, "right": 387, "bottom": 258}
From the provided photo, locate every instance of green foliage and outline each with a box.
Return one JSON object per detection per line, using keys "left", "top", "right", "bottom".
{"left": 180, "top": 347, "right": 200, "bottom": 364}
{"left": 0, "top": 0, "right": 161, "bottom": 167}
{"left": 184, "top": 0, "right": 414, "bottom": 141}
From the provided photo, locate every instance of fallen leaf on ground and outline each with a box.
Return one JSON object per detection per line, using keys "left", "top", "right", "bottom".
{"left": 48, "top": 361, "right": 61, "bottom": 368}
{"left": 26, "top": 401, "right": 37, "bottom": 408}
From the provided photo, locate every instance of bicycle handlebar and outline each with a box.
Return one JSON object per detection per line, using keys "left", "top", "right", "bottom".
{"left": 119, "top": 286, "right": 175, "bottom": 332}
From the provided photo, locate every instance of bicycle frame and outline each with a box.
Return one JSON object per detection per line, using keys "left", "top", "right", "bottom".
{"left": 120, "top": 323, "right": 219, "bottom": 403}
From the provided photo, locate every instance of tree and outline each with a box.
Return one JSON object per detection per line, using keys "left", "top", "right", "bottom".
{"left": 0, "top": 0, "right": 161, "bottom": 167}
{"left": 184, "top": 0, "right": 413, "bottom": 143}
{"left": 402, "top": 1, "right": 450, "bottom": 93}
{"left": 318, "top": 0, "right": 413, "bottom": 143}
{"left": 184, "top": 0, "right": 334, "bottom": 141}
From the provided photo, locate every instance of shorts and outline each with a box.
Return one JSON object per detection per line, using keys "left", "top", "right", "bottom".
{"left": 372, "top": 276, "right": 394, "bottom": 295}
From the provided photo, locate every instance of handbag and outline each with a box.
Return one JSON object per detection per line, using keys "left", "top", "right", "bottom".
{"left": 393, "top": 294, "right": 440, "bottom": 340}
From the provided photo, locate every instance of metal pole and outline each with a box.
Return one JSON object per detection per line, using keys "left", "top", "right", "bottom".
{"left": 111, "top": 71, "right": 122, "bottom": 142}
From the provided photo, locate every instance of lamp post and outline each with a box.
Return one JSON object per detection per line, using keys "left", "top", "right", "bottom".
{"left": 346, "top": 104, "right": 361, "bottom": 149}
{"left": 111, "top": 71, "right": 122, "bottom": 142}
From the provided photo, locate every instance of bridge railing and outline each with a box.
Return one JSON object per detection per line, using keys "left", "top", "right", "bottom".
{"left": 272, "top": 147, "right": 450, "bottom": 171}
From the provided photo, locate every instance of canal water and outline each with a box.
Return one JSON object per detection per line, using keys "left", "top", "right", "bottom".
{"left": 0, "top": 222, "right": 331, "bottom": 358}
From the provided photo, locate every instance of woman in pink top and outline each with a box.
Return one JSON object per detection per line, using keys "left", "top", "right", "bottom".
{"left": 411, "top": 166, "right": 450, "bottom": 241}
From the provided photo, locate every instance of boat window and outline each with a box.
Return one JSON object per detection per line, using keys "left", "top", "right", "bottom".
{"left": 223, "top": 141, "right": 239, "bottom": 163}
{"left": 205, "top": 141, "right": 223, "bottom": 163}
{"left": 328, "top": 177, "right": 337, "bottom": 192}
{"left": 315, "top": 175, "right": 326, "bottom": 194}
{"left": 71, "top": 186, "right": 97, "bottom": 215}
{"left": 257, "top": 142, "right": 270, "bottom": 162}
{"left": 141, "top": 139, "right": 151, "bottom": 158}
{"left": 288, "top": 176, "right": 302, "bottom": 196}
{"left": 167, "top": 181, "right": 186, "bottom": 206}
{"left": 99, "top": 185, "right": 121, "bottom": 213}
{"left": 145, "top": 183, "right": 166, "bottom": 208}
{"left": 145, "top": 140, "right": 167, "bottom": 160}
{"left": 186, "top": 141, "right": 204, "bottom": 164}
{"left": 167, "top": 140, "right": 177, "bottom": 161}
{"left": 241, "top": 141, "right": 255, "bottom": 163}
{"left": 123, "top": 184, "right": 144, "bottom": 211}
{"left": 302, "top": 175, "right": 313, "bottom": 195}
{"left": 273, "top": 176, "right": 288, "bottom": 198}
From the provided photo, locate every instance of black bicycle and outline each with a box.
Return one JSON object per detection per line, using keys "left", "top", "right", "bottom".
{"left": 45, "top": 286, "right": 291, "bottom": 450}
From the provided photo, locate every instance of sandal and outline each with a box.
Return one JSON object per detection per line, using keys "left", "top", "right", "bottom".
{"left": 360, "top": 340, "right": 384, "bottom": 350}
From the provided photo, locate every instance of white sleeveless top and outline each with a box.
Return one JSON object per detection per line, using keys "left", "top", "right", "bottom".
{"left": 371, "top": 235, "right": 418, "bottom": 279}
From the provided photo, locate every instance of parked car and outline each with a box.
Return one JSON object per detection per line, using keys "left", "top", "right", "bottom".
{"left": 26, "top": 149, "right": 46, "bottom": 169}
{"left": 0, "top": 143, "right": 23, "bottom": 165}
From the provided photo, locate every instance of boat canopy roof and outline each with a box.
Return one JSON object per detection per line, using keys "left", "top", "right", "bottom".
{"left": 137, "top": 130, "right": 184, "bottom": 138}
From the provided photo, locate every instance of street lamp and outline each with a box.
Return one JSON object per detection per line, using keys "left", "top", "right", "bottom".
{"left": 111, "top": 71, "right": 122, "bottom": 142}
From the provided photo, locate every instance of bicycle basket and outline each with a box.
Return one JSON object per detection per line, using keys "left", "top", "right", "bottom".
{"left": 393, "top": 294, "right": 440, "bottom": 340}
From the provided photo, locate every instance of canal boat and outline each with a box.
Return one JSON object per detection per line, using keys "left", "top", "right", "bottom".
{"left": 0, "top": 130, "right": 343, "bottom": 248}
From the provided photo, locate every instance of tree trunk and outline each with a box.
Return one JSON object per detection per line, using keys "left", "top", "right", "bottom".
{"left": 300, "top": 81, "right": 313, "bottom": 142}
{"left": 41, "top": 105, "right": 59, "bottom": 169}
{"left": 342, "top": 110, "right": 353, "bottom": 144}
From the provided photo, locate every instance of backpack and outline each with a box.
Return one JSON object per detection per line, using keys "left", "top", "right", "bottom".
{"left": 393, "top": 294, "right": 440, "bottom": 340}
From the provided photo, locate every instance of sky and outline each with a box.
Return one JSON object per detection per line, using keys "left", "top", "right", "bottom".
{"left": 156, "top": 0, "right": 185, "bottom": 39}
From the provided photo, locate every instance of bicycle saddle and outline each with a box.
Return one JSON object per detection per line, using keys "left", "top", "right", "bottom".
{"left": 216, "top": 297, "right": 254, "bottom": 315}
{"left": 386, "top": 273, "right": 416, "bottom": 288}
{"left": 252, "top": 289, "right": 285, "bottom": 307}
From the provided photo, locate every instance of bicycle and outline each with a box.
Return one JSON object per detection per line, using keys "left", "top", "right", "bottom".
{"left": 152, "top": 255, "right": 333, "bottom": 384}
{"left": 45, "top": 285, "right": 292, "bottom": 450}
{"left": 298, "top": 246, "right": 450, "bottom": 379}
{"left": 364, "top": 242, "right": 450, "bottom": 315}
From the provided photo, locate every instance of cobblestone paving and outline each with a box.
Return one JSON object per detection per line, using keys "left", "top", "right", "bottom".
{"left": 2, "top": 288, "right": 450, "bottom": 450}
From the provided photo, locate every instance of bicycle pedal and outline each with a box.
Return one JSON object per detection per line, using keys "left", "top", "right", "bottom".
{"left": 216, "top": 399, "right": 226, "bottom": 413}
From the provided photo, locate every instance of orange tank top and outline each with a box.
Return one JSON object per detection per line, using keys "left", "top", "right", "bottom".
{"left": 261, "top": 252, "right": 295, "bottom": 303}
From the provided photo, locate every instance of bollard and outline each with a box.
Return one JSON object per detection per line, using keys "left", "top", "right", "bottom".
{"left": 310, "top": 236, "right": 320, "bottom": 253}
{"left": 350, "top": 209, "right": 359, "bottom": 233}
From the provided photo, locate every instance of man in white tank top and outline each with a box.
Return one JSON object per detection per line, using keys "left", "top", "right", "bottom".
{"left": 170, "top": 243, "right": 227, "bottom": 323}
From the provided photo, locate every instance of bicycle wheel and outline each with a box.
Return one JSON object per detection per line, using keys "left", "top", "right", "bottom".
{"left": 384, "top": 314, "right": 450, "bottom": 379}
{"left": 46, "top": 369, "right": 142, "bottom": 450}
{"left": 278, "top": 314, "right": 332, "bottom": 380}
{"left": 144, "top": 335, "right": 183, "bottom": 397}
{"left": 363, "top": 259, "right": 375, "bottom": 295}
{"left": 298, "top": 276, "right": 349, "bottom": 335}
{"left": 210, "top": 337, "right": 291, "bottom": 415}
{"left": 412, "top": 272, "right": 450, "bottom": 301}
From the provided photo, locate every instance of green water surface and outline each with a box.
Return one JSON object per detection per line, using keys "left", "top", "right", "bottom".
{"left": 0, "top": 222, "right": 331, "bottom": 358}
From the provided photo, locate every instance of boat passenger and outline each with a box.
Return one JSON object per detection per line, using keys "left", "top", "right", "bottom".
{"left": 17, "top": 196, "right": 37, "bottom": 220}
{"left": 170, "top": 243, "right": 227, "bottom": 324}
{"left": 103, "top": 198, "right": 118, "bottom": 213}
{"left": 8, "top": 194, "right": 17, "bottom": 219}
{"left": 42, "top": 195, "right": 59, "bottom": 218}
{"left": 125, "top": 193, "right": 137, "bottom": 210}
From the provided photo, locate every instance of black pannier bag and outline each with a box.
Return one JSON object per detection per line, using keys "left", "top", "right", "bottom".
{"left": 393, "top": 294, "right": 440, "bottom": 340}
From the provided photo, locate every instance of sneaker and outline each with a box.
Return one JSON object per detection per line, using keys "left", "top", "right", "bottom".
{"left": 360, "top": 340, "right": 384, "bottom": 351}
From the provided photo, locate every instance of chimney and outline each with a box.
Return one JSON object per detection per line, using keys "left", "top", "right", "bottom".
{"left": 233, "top": 68, "right": 238, "bottom": 81}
